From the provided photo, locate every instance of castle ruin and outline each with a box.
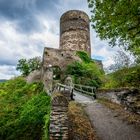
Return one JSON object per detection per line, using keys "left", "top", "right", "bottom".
{"left": 40, "top": 10, "right": 102, "bottom": 92}
{"left": 41, "top": 10, "right": 90, "bottom": 91}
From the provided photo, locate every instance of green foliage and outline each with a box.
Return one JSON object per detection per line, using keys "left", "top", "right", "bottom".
{"left": 65, "top": 51, "right": 104, "bottom": 88}
{"left": 42, "top": 114, "right": 50, "bottom": 140}
{"left": 16, "top": 57, "right": 41, "bottom": 76}
{"left": 76, "top": 51, "right": 91, "bottom": 63}
{"left": 104, "top": 49, "right": 140, "bottom": 88}
{"left": 0, "top": 77, "right": 51, "bottom": 140}
{"left": 103, "top": 66, "right": 140, "bottom": 88}
{"left": 88, "top": 0, "right": 140, "bottom": 57}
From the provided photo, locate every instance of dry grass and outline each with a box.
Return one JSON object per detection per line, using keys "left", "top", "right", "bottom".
{"left": 68, "top": 101, "right": 98, "bottom": 140}
{"left": 98, "top": 98, "right": 140, "bottom": 129}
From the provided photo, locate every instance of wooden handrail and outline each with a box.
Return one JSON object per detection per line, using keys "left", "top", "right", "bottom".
{"left": 53, "top": 83, "right": 73, "bottom": 93}
{"left": 57, "top": 83, "right": 73, "bottom": 90}
{"left": 74, "top": 87, "right": 95, "bottom": 95}
{"left": 73, "top": 84, "right": 96, "bottom": 90}
{"left": 54, "top": 83, "right": 96, "bottom": 97}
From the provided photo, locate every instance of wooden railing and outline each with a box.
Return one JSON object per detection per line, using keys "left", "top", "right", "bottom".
{"left": 53, "top": 83, "right": 73, "bottom": 93}
{"left": 73, "top": 84, "right": 96, "bottom": 97}
{"left": 53, "top": 83, "right": 96, "bottom": 98}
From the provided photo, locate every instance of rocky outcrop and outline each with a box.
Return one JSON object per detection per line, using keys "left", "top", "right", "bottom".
{"left": 26, "top": 70, "right": 41, "bottom": 83}
{"left": 97, "top": 88, "right": 140, "bottom": 114}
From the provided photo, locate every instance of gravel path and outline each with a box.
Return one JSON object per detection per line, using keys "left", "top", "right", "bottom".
{"left": 73, "top": 91, "right": 93, "bottom": 103}
{"left": 74, "top": 92, "right": 140, "bottom": 140}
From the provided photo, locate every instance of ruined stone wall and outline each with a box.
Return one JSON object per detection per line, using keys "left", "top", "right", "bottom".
{"left": 49, "top": 93, "right": 69, "bottom": 140}
{"left": 42, "top": 47, "right": 81, "bottom": 91}
{"left": 60, "top": 10, "right": 91, "bottom": 56}
{"left": 26, "top": 70, "right": 41, "bottom": 83}
{"left": 42, "top": 47, "right": 81, "bottom": 71}
{"left": 97, "top": 88, "right": 140, "bottom": 114}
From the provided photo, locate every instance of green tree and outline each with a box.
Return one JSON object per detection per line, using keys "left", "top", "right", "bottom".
{"left": 65, "top": 51, "right": 104, "bottom": 88}
{"left": 88, "top": 0, "right": 140, "bottom": 56}
{"left": 76, "top": 51, "right": 91, "bottom": 63}
{"left": 103, "top": 49, "right": 140, "bottom": 88}
{"left": 16, "top": 57, "right": 41, "bottom": 76}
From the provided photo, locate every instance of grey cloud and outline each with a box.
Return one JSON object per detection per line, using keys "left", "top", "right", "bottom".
{"left": 0, "top": 59, "right": 17, "bottom": 66}
{"left": 0, "top": 40, "right": 44, "bottom": 66}
{"left": 15, "top": 16, "right": 43, "bottom": 33}
{"left": 0, "top": 0, "right": 60, "bottom": 33}
{"left": 0, "top": 0, "right": 35, "bottom": 19}
{"left": 0, "top": 65, "right": 19, "bottom": 78}
{"left": 0, "top": 0, "right": 117, "bottom": 79}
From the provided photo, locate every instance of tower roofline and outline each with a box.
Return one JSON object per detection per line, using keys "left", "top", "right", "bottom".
{"left": 60, "top": 10, "right": 90, "bottom": 23}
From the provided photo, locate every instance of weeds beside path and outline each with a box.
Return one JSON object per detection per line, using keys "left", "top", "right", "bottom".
{"left": 68, "top": 101, "right": 98, "bottom": 140}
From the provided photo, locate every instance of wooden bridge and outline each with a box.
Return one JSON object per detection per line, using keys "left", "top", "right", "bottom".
{"left": 53, "top": 83, "right": 97, "bottom": 100}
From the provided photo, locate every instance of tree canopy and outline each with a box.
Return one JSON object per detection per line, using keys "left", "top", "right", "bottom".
{"left": 88, "top": 0, "right": 140, "bottom": 56}
{"left": 16, "top": 57, "right": 41, "bottom": 76}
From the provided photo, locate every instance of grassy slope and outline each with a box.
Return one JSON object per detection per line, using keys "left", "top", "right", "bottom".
{"left": 0, "top": 77, "right": 50, "bottom": 140}
{"left": 103, "top": 66, "right": 140, "bottom": 88}
{"left": 68, "top": 101, "right": 98, "bottom": 140}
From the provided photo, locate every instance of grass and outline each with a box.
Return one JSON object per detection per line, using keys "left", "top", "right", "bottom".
{"left": 68, "top": 101, "right": 98, "bottom": 140}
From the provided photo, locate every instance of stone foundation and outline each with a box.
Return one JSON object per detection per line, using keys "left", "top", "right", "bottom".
{"left": 49, "top": 93, "right": 69, "bottom": 140}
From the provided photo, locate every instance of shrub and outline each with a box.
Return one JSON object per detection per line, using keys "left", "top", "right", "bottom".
{"left": 0, "top": 77, "right": 51, "bottom": 140}
{"left": 65, "top": 53, "right": 104, "bottom": 88}
{"left": 103, "top": 65, "right": 140, "bottom": 88}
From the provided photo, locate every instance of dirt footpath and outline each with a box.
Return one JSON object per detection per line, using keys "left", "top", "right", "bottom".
{"left": 84, "top": 101, "right": 140, "bottom": 140}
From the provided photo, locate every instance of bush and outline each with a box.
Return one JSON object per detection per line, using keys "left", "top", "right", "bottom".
{"left": 0, "top": 77, "right": 51, "bottom": 140}
{"left": 65, "top": 51, "right": 104, "bottom": 88}
{"left": 76, "top": 51, "right": 91, "bottom": 63}
{"left": 103, "top": 66, "right": 140, "bottom": 88}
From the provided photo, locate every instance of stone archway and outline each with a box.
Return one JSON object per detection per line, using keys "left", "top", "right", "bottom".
{"left": 52, "top": 66, "right": 61, "bottom": 80}
{"left": 42, "top": 65, "right": 62, "bottom": 94}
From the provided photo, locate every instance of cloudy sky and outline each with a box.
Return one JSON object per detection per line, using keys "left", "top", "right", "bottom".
{"left": 0, "top": 0, "right": 119, "bottom": 79}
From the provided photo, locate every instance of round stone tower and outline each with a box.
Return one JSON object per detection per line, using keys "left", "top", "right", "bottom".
{"left": 60, "top": 10, "right": 91, "bottom": 56}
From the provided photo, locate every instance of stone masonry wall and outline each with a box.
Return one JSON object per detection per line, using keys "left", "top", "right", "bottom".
{"left": 49, "top": 93, "right": 69, "bottom": 140}
{"left": 60, "top": 10, "right": 91, "bottom": 56}
{"left": 41, "top": 47, "right": 81, "bottom": 91}
{"left": 42, "top": 47, "right": 81, "bottom": 71}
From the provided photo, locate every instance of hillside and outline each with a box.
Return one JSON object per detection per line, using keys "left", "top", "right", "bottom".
{"left": 0, "top": 79, "right": 7, "bottom": 83}
{"left": 0, "top": 77, "right": 51, "bottom": 140}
